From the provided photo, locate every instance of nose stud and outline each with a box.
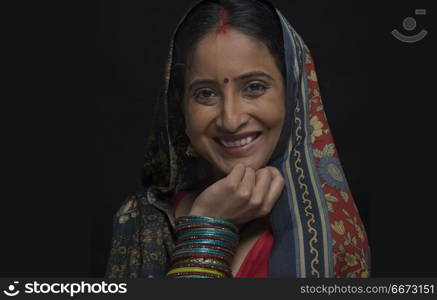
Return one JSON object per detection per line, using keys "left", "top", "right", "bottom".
{"left": 224, "top": 77, "right": 229, "bottom": 83}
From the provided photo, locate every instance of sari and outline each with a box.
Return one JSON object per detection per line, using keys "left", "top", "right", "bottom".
{"left": 105, "top": 0, "right": 371, "bottom": 278}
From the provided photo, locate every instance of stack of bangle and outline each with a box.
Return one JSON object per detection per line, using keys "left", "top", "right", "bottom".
{"left": 166, "top": 215, "right": 239, "bottom": 278}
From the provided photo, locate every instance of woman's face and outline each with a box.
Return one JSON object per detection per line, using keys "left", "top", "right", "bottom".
{"left": 183, "top": 29, "right": 285, "bottom": 177}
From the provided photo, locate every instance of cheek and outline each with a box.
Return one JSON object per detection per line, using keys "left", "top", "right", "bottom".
{"left": 184, "top": 105, "right": 213, "bottom": 138}
{"left": 261, "top": 97, "right": 285, "bottom": 131}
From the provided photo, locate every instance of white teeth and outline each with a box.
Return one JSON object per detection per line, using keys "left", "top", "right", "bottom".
{"left": 219, "top": 134, "right": 257, "bottom": 148}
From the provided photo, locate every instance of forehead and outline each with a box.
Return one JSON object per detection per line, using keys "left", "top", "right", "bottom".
{"left": 187, "top": 29, "right": 278, "bottom": 78}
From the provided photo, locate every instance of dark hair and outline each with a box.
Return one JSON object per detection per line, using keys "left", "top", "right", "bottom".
{"left": 171, "top": 0, "right": 285, "bottom": 102}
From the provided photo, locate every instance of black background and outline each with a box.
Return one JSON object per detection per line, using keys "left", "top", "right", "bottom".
{"left": 1, "top": 0, "right": 435, "bottom": 277}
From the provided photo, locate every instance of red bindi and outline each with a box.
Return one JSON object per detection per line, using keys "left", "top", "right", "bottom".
{"left": 224, "top": 77, "right": 229, "bottom": 83}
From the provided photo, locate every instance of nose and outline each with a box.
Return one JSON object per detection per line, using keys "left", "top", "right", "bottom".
{"left": 215, "top": 94, "right": 249, "bottom": 133}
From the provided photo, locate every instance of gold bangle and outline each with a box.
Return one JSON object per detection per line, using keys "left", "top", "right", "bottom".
{"left": 167, "top": 267, "right": 226, "bottom": 278}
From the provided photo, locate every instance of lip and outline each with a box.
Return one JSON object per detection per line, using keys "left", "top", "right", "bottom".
{"left": 215, "top": 131, "right": 261, "bottom": 142}
{"left": 214, "top": 132, "right": 262, "bottom": 155}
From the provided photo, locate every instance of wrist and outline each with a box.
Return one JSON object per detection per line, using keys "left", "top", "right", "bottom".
{"left": 166, "top": 215, "right": 239, "bottom": 278}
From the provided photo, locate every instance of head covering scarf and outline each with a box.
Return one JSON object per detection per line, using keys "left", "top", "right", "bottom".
{"left": 140, "top": 0, "right": 370, "bottom": 278}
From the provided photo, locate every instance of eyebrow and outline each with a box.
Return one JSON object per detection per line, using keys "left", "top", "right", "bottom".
{"left": 236, "top": 71, "right": 274, "bottom": 82}
{"left": 187, "top": 71, "right": 274, "bottom": 91}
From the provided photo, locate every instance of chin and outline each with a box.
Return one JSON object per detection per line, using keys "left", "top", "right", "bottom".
{"left": 216, "top": 157, "right": 266, "bottom": 175}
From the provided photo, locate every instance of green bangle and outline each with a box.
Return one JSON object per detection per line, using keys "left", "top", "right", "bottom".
{"left": 173, "top": 247, "right": 233, "bottom": 259}
{"left": 172, "top": 259, "right": 230, "bottom": 271}
{"left": 176, "top": 239, "right": 236, "bottom": 250}
{"left": 178, "top": 215, "right": 239, "bottom": 233}
{"left": 178, "top": 230, "right": 238, "bottom": 243}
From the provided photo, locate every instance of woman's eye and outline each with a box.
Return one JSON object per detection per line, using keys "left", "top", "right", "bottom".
{"left": 244, "top": 82, "right": 267, "bottom": 96}
{"left": 193, "top": 89, "right": 217, "bottom": 101}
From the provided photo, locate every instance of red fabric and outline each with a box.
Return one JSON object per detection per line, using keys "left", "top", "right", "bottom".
{"left": 305, "top": 54, "right": 371, "bottom": 277}
{"left": 172, "top": 190, "right": 189, "bottom": 211}
{"left": 235, "top": 226, "right": 273, "bottom": 278}
{"left": 172, "top": 190, "right": 273, "bottom": 278}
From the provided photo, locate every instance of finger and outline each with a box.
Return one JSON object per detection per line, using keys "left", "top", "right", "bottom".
{"left": 251, "top": 168, "right": 273, "bottom": 206}
{"left": 238, "top": 167, "right": 256, "bottom": 197}
{"left": 225, "top": 162, "right": 246, "bottom": 185}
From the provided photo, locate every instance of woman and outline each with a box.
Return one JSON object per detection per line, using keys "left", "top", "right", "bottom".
{"left": 105, "top": 0, "right": 370, "bottom": 278}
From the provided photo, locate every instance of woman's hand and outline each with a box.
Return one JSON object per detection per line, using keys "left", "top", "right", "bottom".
{"left": 188, "top": 163, "right": 285, "bottom": 226}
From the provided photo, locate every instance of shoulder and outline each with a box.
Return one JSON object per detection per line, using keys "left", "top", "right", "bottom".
{"left": 113, "top": 192, "right": 169, "bottom": 226}
{"left": 113, "top": 193, "right": 141, "bottom": 225}
{"left": 106, "top": 192, "right": 175, "bottom": 279}
{"left": 328, "top": 192, "right": 371, "bottom": 278}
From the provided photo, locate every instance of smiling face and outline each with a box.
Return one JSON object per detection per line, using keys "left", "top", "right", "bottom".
{"left": 183, "top": 29, "right": 285, "bottom": 178}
